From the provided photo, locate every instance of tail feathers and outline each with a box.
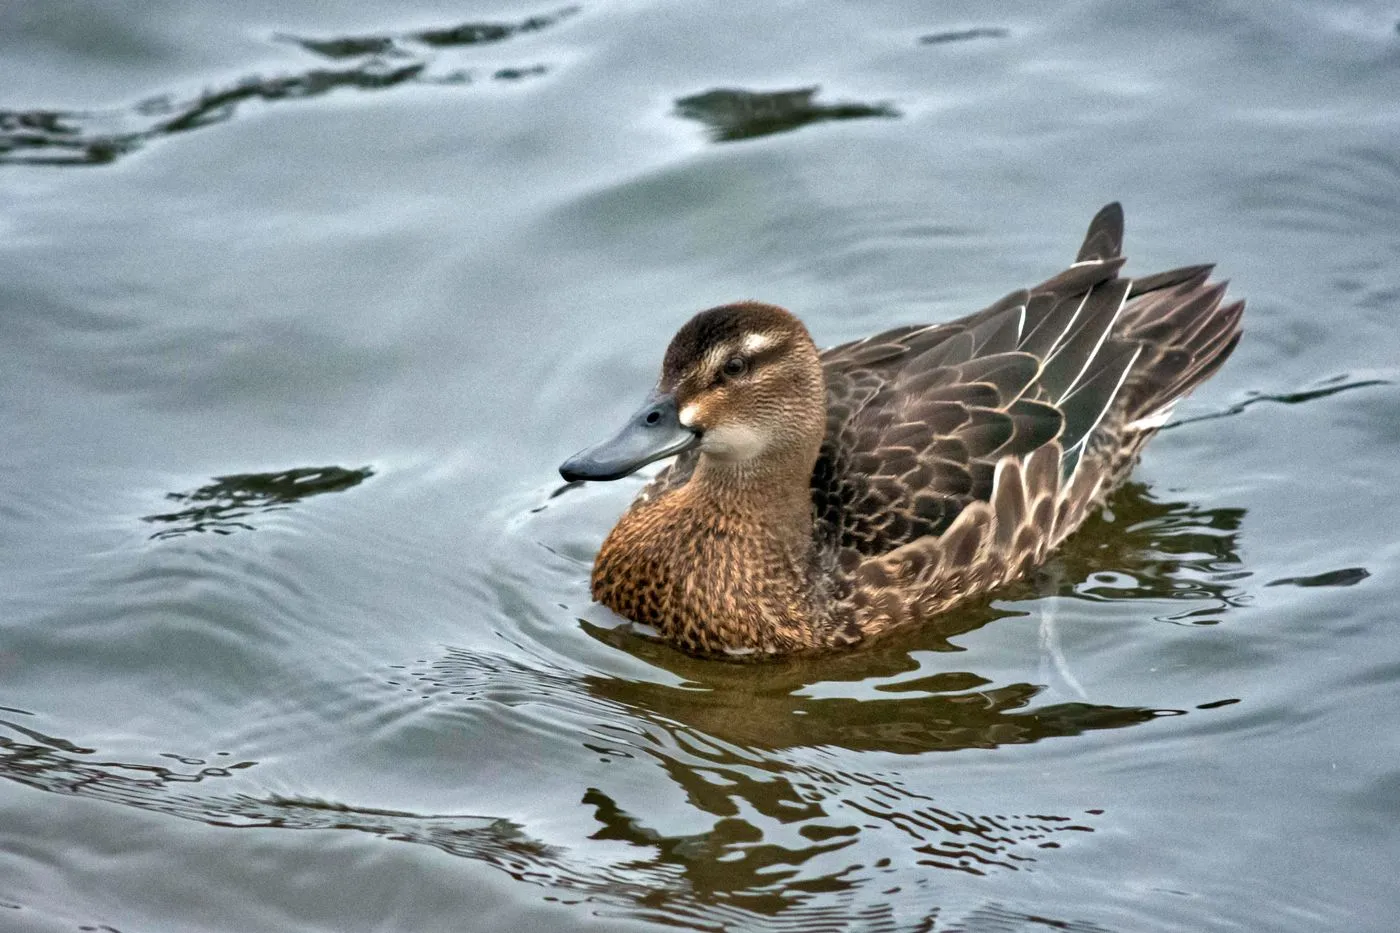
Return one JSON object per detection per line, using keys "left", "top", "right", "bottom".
{"left": 1119, "top": 274, "right": 1244, "bottom": 420}
{"left": 1076, "top": 202, "right": 1125, "bottom": 263}
{"left": 1046, "top": 209, "right": 1244, "bottom": 473}
{"left": 1128, "top": 263, "right": 1213, "bottom": 298}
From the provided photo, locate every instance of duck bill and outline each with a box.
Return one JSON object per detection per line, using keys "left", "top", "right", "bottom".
{"left": 559, "top": 390, "right": 701, "bottom": 482}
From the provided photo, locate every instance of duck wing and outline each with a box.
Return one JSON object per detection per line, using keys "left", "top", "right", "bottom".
{"left": 815, "top": 202, "right": 1242, "bottom": 567}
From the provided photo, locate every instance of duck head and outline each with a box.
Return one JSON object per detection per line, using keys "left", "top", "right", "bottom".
{"left": 559, "top": 302, "right": 826, "bottom": 483}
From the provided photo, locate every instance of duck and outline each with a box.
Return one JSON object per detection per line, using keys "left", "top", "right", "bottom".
{"left": 559, "top": 204, "right": 1243, "bottom": 657}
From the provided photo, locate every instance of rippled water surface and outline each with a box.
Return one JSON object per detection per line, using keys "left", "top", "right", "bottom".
{"left": 4, "top": 2, "right": 1400, "bottom": 931}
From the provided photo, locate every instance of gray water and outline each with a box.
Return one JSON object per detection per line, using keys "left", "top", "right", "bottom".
{"left": 3, "top": 2, "right": 1400, "bottom": 931}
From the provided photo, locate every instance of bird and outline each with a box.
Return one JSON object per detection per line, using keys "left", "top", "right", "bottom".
{"left": 559, "top": 203, "right": 1243, "bottom": 658}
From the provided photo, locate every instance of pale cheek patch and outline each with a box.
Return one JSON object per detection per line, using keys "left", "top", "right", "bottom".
{"left": 679, "top": 403, "right": 700, "bottom": 427}
{"left": 701, "top": 423, "right": 768, "bottom": 461}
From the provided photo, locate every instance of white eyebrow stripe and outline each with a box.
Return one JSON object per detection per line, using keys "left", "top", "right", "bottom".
{"left": 741, "top": 332, "right": 778, "bottom": 355}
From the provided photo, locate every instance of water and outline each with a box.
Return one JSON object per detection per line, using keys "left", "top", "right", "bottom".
{"left": 3, "top": 1, "right": 1399, "bottom": 930}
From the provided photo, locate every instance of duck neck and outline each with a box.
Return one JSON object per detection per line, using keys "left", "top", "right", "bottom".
{"left": 660, "top": 452, "right": 820, "bottom": 653}
{"left": 685, "top": 451, "right": 815, "bottom": 541}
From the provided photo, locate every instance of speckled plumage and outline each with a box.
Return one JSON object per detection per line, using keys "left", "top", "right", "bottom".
{"left": 578, "top": 204, "right": 1244, "bottom": 657}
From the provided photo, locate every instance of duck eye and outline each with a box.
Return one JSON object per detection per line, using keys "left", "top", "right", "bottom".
{"left": 722, "top": 356, "right": 747, "bottom": 378}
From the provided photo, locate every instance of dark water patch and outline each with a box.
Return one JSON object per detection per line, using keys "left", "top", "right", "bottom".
{"left": 142, "top": 465, "right": 372, "bottom": 539}
{"left": 920, "top": 27, "right": 1011, "bottom": 45}
{"left": 1, "top": 62, "right": 429, "bottom": 166}
{"left": 571, "top": 646, "right": 1172, "bottom": 755}
{"left": 674, "top": 87, "right": 899, "bottom": 143}
{"left": 0, "top": 716, "right": 255, "bottom": 810}
{"left": 495, "top": 65, "right": 551, "bottom": 82}
{"left": 0, "top": 29, "right": 562, "bottom": 167}
{"left": 394, "top": 648, "right": 1151, "bottom": 926}
{"left": 1266, "top": 567, "right": 1370, "bottom": 589}
{"left": 278, "top": 6, "right": 581, "bottom": 59}
{"left": 417, "top": 6, "right": 580, "bottom": 49}
{"left": 0, "top": 714, "right": 555, "bottom": 861}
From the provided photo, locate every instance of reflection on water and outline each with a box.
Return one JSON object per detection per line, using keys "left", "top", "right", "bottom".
{"left": 1, "top": 4, "right": 918, "bottom": 167}
{"left": 0, "top": 712, "right": 556, "bottom": 868}
{"left": 2, "top": 473, "right": 1247, "bottom": 930}
{"left": 0, "top": 6, "right": 579, "bottom": 167}
{"left": 674, "top": 88, "right": 899, "bottom": 143}
{"left": 0, "top": 452, "right": 1249, "bottom": 931}
{"left": 0, "top": 62, "right": 542, "bottom": 167}
{"left": 142, "top": 465, "right": 372, "bottom": 539}
{"left": 577, "top": 630, "right": 1168, "bottom": 753}
{"left": 0, "top": 6, "right": 923, "bottom": 165}
{"left": 1053, "top": 482, "right": 1248, "bottom": 625}
{"left": 0, "top": 676, "right": 1116, "bottom": 932}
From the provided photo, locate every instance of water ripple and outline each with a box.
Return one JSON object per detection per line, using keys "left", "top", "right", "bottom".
{"left": 0, "top": 641, "right": 1157, "bottom": 933}
{"left": 0, "top": 6, "right": 577, "bottom": 167}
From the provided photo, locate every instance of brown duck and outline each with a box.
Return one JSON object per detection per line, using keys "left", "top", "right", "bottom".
{"left": 560, "top": 204, "right": 1243, "bottom": 657}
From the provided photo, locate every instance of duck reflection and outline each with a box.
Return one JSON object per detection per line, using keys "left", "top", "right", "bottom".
{"left": 433, "top": 482, "right": 1247, "bottom": 922}
{"left": 577, "top": 626, "right": 1166, "bottom": 754}
{"left": 0, "top": 707, "right": 1113, "bottom": 931}
{"left": 6, "top": 482, "right": 1246, "bottom": 931}
{"left": 383, "top": 632, "right": 1166, "bottom": 927}
{"left": 142, "top": 464, "right": 372, "bottom": 539}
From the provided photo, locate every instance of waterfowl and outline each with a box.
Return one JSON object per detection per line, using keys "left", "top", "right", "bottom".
{"left": 560, "top": 204, "right": 1243, "bottom": 657}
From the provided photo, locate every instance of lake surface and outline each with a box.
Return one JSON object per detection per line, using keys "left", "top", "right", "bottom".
{"left": 3, "top": 2, "right": 1400, "bottom": 930}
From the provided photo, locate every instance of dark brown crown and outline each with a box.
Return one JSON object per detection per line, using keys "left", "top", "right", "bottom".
{"left": 661, "top": 302, "right": 808, "bottom": 383}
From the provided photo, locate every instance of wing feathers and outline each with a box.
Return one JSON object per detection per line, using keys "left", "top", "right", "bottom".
{"left": 1037, "top": 279, "right": 1131, "bottom": 402}
{"left": 809, "top": 203, "right": 1241, "bottom": 584}
{"left": 848, "top": 442, "right": 1071, "bottom": 633}
{"left": 955, "top": 352, "right": 1041, "bottom": 402}
{"left": 1006, "top": 398, "right": 1064, "bottom": 450}
{"left": 1019, "top": 291, "right": 1090, "bottom": 358}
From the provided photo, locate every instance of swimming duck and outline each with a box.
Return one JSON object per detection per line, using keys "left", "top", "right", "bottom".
{"left": 560, "top": 204, "right": 1243, "bottom": 657}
